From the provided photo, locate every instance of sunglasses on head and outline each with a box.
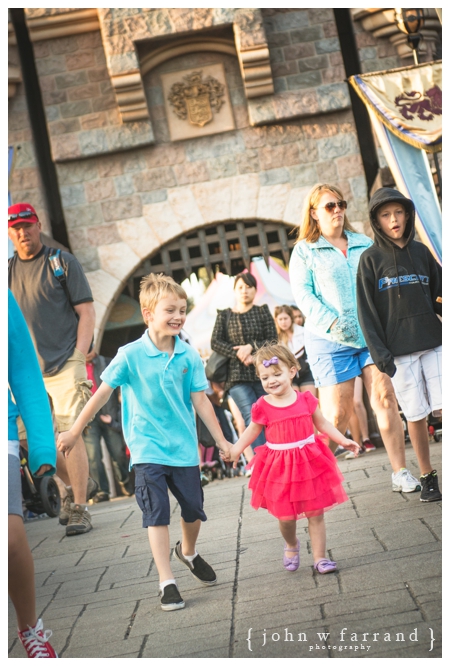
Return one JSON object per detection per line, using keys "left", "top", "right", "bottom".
{"left": 8, "top": 211, "right": 37, "bottom": 222}
{"left": 315, "top": 200, "right": 347, "bottom": 212}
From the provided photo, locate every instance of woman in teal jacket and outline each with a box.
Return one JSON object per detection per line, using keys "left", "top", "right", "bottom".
{"left": 289, "top": 184, "right": 415, "bottom": 491}
{"left": 8, "top": 289, "right": 58, "bottom": 657}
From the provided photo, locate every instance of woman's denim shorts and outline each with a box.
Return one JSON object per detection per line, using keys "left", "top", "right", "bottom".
{"left": 305, "top": 329, "right": 373, "bottom": 388}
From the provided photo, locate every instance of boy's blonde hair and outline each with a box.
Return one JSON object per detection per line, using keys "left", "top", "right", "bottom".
{"left": 253, "top": 343, "right": 299, "bottom": 376}
{"left": 296, "top": 183, "right": 356, "bottom": 243}
{"left": 139, "top": 273, "right": 187, "bottom": 323}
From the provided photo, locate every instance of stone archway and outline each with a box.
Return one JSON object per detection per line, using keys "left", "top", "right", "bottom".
{"left": 87, "top": 173, "right": 305, "bottom": 347}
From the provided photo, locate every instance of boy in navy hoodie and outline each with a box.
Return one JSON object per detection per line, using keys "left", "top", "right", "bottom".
{"left": 357, "top": 188, "right": 442, "bottom": 502}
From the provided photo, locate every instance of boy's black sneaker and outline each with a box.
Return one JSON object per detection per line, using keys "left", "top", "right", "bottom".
{"left": 420, "top": 470, "right": 442, "bottom": 502}
{"left": 160, "top": 584, "right": 185, "bottom": 611}
{"left": 174, "top": 541, "right": 217, "bottom": 586}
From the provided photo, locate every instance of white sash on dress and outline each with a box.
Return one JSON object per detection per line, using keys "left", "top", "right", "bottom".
{"left": 265, "top": 434, "right": 315, "bottom": 450}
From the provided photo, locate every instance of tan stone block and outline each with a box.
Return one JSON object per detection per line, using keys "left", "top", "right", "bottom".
{"left": 87, "top": 224, "right": 122, "bottom": 247}
{"left": 98, "top": 242, "right": 140, "bottom": 282}
{"left": 191, "top": 180, "right": 232, "bottom": 225}
{"left": 169, "top": 186, "right": 206, "bottom": 230}
{"left": 329, "top": 52, "right": 345, "bottom": 67}
{"left": 68, "top": 83, "right": 101, "bottom": 101}
{"left": 142, "top": 201, "right": 184, "bottom": 245}
{"left": 80, "top": 112, "right": 109, "bottom": 130}
{"left": 336, "top": 154, "right": 364, "bottom": 179}
{"left": 48, "top": 119, "right": 81, "bottom": 136}
{"left": 38, "top": 75, "right": 56, "bottom": 92}
{"left": 97, "top": 158, "right": 123, "bottom": 178}
{"left": 133, "top": 168, "right": 176, "bottom": 192}
{"left": 322, "top": 66, "right": 346, "bottom": 85}
{"left": 85, "top": 178, "right": 116, "bottom": 203}
{"left": 259, "top": 143, "right": 300, "bottom": 171}
{"left": 77, "top": 32, "right": 103, "bottom": 50}
{"left": 68, "top": 228, "right": 88, "bottom": 250}
{"left": 10, "top": 168, "right": 40, "bottom": 191}
{"left": 283, "top": 186, "right": 311, "bottom": 225}
{"left": 315, "top": 160, "right": 338, "bottom": 182}
{"left": 241, "top": 127, "right": 267, "bottom": 149}
{"left": 231, "top": 174, "right": 260, "bottom": 220}
{"left": 65, "top": 50, "right": 96, "bottom": 71}
{"left": 322, "top": 21, "right": 338, "bottom": 38}
{"left": 51, "top": 134, "right": 81, "bottom": 161}
{"left": 301, "top": 121, "right": 338, "bottom": 139}
{"left": 256, "top": 183, "right": 291, "bottom": 222}
{"left": 236, "top": 150, "right": 260, "bottom": 175}
{"left": 336, "top": 180, "right": 352, "bottom": 199}
{"left": 88, "top": 67, "right": 110, "bottom": 83}
{"left": 115, "top": 217, "right": 161, "bottom": 259}
{"left": 51, "top": 36, "right": 80, "bottom": 55}
{"left": 173, "top": 161, "right": 209, "bottom": 186}
{"left": 101, "top": 195, "right": 143, "bottom": 222}
{"left": 33, "top": 42, "right": 50, "bottom": 59}
{"left": 85, "top": 268, "right": 121, "bottom": 309}
{"left": 234, "top": 105, "right": 250, "bottom": 130}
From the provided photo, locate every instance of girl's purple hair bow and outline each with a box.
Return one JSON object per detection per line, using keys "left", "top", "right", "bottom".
{"left": 262, "top": 356, "right": 278, "bottom": 367}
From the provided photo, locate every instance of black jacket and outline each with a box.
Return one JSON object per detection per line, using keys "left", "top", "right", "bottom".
{"left": 357, "top": 188, "right": 442, "bottom": 377}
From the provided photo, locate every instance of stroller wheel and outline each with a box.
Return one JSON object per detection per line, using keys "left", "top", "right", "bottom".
{"left": 39, "top": 477, "right": 61, "bottom": 518}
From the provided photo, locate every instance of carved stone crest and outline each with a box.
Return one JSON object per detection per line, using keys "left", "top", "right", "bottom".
{"left": 161, "top": 63, "right": 235, "bottom": 141}
{"left": 168, "top": 70, "right": 225, "bottom": 127}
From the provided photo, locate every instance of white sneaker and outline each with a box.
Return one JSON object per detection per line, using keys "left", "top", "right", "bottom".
{"left": 345, "top": 446, "right": 364, "bottom": 460}
{"left": 392, "top": 468, "right": 421, "bottom": 493}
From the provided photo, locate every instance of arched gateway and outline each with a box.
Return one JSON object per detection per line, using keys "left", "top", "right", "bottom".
{"left": 98, "top": 219, "right": 296, "bottom": 356}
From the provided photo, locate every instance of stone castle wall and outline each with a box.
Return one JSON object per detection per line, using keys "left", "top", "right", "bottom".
{"left": 9, "top": 8, "right": 393, "bottom": 341}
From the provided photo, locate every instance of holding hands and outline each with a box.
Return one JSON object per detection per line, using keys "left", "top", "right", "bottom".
{"left": 57, "top": 430, "right": 78, "bottom": 457}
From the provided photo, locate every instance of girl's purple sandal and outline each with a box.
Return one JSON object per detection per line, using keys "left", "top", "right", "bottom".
{"left": 314, "top": 558, "right": 337, "bottom": 574}
{"left": 283, "top": 539, "right": 300, "bottom": 571}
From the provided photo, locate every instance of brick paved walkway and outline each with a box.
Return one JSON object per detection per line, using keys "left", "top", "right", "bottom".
{"left": 9, "top": 441, "right": 441, "bottom": 658}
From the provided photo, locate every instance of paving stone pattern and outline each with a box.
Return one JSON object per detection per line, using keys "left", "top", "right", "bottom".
{"left": 9, "top": 441, "right": 441, "bottom": 658}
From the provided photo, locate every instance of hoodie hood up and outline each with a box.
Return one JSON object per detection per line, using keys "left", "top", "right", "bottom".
{"left": 369, "top": 187, "right": 415, "bottom": 250}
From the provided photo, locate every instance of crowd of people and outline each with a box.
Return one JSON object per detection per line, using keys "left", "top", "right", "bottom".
{"left": 8, "top": 181, "right": 442, "bottom": 657}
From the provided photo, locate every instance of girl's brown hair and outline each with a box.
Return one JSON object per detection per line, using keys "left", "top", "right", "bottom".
{"left": 273, "top": 305, "right": 294, "bottom": 345}
{"left": 253, "top": 343, "right": 299, "bottom": 377}
{"left": 296, "top": 183, "right": 357, "bottom": 243}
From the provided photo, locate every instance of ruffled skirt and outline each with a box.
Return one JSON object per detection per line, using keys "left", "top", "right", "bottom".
{"left": 248, "top": 436, "right": 348, "bottom": 520}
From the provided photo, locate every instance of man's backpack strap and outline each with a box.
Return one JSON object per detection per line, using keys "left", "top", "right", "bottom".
{"left": 48, "top": 248, "right": 75, "bottom": 311}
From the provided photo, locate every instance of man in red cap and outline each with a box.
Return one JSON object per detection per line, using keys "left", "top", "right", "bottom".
{"left": 8, "top": 202, "right": 97, "bottom": 535}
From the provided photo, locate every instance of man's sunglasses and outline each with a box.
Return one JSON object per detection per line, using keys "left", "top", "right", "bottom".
{"left": 315, "top": 200, "right": 347, "bottom": 212}
{"left": 8, "top": 211, "right": 37, "bottom": 222}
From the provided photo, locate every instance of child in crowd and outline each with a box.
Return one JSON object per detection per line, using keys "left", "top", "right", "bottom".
{"left": 57, "top": 274, "right": 232, "bottom": 611}
{"left": 357, "top": 188, "right": 442, "bottom": 501}
{"left": 221, "top": 344, "right": 359, "bottom": 573}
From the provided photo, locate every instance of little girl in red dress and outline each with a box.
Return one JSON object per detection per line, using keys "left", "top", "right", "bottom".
{"left": 221, "top": 344, "right": 359, "bottom": 574}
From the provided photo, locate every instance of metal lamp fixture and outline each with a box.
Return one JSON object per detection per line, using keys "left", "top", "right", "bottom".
{"left": 394, "top": 8, "right": 425, "bottom": 64}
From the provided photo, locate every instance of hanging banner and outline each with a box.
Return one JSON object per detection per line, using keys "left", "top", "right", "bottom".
{"left": 349, "top": 61, "right": 442, "bottom": 153}
{"left": 368, "top": 107, "right": 442, "bottom": 265}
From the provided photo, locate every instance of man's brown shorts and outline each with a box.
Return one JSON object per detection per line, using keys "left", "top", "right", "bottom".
{"left": 18, "top": 348, "right": 92, "bottom": 438}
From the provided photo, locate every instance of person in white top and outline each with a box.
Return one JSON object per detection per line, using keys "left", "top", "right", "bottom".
{"left": 274, "top": 305, "right": 317, "bottom": 397}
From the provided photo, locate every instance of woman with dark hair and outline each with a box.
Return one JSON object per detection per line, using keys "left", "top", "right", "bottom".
{"left": 210, "top": 272, "right": 277, "bottom": 455}
{"left": 289, "top": 183, "right": 419, "bottom": 492}
{"left": 274, "top": 304, "right": 316, "bottom": 397}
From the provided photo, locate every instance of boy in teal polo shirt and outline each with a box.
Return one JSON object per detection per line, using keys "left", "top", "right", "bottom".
{"left": 57, "top": 274, "right": 232, "bottom": 611}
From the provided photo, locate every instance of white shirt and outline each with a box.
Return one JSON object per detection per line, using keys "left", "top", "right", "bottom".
{"left": 287, "top": 324, "right": 305, "bottom": 358}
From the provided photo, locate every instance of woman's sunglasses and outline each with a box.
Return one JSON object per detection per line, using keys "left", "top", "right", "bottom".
{"left": 315, "top": 200, "right": 347, "bottom": 212}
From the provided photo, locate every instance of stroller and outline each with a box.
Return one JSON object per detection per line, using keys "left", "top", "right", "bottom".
{"left": 399, "top": 407, "right": 442, "bottom": 444}
{"left": 197, "top": 405, "right": 247, "bottom": 481}
{"left": 20, "top": 445, "right": 61, "bottom": 518}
